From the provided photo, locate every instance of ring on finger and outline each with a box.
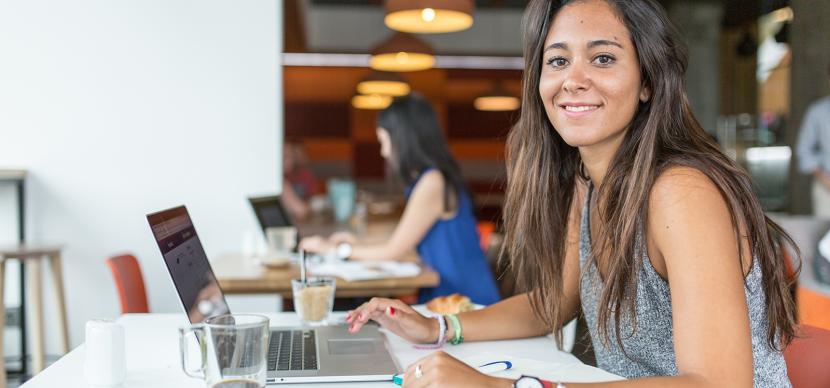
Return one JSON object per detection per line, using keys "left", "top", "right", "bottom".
{"left": 415, "top": 364, "right": 423, "bottom": 379}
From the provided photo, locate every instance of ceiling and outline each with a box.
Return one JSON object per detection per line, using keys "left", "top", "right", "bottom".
{"left": 310, "top": 0, "right": 529, "bottom": 8}
{"left": 287, "top": 0, "right": 791, "bottom": 54}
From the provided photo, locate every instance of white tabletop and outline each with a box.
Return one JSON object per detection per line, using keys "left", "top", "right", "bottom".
{"left": 21, "top": 312, "right": 621, "bottom": 387}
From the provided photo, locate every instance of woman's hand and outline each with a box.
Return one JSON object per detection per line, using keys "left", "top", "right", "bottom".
{"left": 346, "top": 298, "right": 438, "bottom": 344}
{"left": 400, "top": 351, "right": 512, "bottom": 388}
{"left": 298, "top": 235, "right": 333, "bottom": 254}
{"left": 328, "top": 231, "right": 357, "bottom": 245}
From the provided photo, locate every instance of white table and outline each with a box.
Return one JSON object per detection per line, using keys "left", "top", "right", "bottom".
{"left": 21, "top": 312, "right": 620, "bottom": 387}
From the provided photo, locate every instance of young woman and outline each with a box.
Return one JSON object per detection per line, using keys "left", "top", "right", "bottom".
{"left": 300, "top": 93, "right": 501, "bottom": 306}
{"left": 345, "top": 1, "right": 798, "bottom": 387}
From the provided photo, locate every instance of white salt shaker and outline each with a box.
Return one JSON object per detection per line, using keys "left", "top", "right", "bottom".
{"left": 84, "top": 319, "right": 126, "bottom": 387}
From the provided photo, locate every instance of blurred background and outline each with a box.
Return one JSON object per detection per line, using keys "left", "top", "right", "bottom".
{"left": 281, "top": 0, "right": 824, "bottom": 215}
{"left": 0, "top": 0, "right": 829, "bottom": 384}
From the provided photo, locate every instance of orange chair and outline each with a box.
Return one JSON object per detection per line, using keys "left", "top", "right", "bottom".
{"left": 106, "top": 254, "right": 150, "bottom": 314}
{"left": 784, "top": 325, "right": 830, "bottom": 388}
{"left": 477, "top": 221, "right": 496, "bottom": 253}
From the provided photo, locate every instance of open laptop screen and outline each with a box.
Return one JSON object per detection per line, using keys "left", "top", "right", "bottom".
{"left": 147, "top": 205, "right": 230, "bottom": 323}
{"left": 248, "top": 195, "right": 294, "bottom": 233}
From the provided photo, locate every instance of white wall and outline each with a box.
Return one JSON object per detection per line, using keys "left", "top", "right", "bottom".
{"left": 0, "top": 0, "right": 283, "bottom": 354}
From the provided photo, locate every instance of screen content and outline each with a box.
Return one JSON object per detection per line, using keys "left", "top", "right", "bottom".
{"left": 148, "top": 206, "right": 230, "bottom": 323}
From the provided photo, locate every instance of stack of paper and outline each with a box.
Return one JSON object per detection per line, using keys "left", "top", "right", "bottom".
{"left": 309, "top": 261, "right": 421, "bottom": 281}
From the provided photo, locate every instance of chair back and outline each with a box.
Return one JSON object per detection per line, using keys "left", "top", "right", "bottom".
{"left": 106, "top": 254, "right": 150, "bottom": 314}
{"left": 785, "top": 325, "right": 830, "bottom": 388}
{"left": 477, "top": 221, "right": 496, "bottom": 253}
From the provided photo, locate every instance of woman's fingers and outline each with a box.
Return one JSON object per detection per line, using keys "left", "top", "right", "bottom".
{"left": 402, "top": 352, "right": 441, "bottom": 388}
{"left": 347, "top": 298, "right": 435, "bottom": 343}
{"left": 348, "top": 297, "right": 392, "bottom": 331}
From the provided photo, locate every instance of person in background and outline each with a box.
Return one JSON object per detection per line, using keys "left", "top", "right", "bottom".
{"left": 796, "top": 63, "right": 830, "bottom": 218}
{"left": 300, "top": 93, "right": 501, "bottom": 306}
{"left": 282, "top": 141, "right": 318, "bottom": 221}
{"left": 346, "top": 1, "right": 797, "bottom": 387}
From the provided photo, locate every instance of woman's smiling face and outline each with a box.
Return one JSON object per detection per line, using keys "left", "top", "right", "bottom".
{"left": 539, "top": 0, "right": 649, "bottom": 150}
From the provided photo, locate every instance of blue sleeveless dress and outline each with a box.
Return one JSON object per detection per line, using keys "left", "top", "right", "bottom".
{"left": 407, "top": 171, "right": 501, "bottom": 305}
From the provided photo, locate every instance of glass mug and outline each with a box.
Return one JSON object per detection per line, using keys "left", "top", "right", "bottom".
{"left": 291, "top": 277, "right": 336, "bottom": 326}
{"left": 179, "top": 314, "right": 270, "bottom": 388}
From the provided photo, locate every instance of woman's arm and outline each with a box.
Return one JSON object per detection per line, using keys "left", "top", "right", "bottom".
{"left": 349, "top": 170, "right": 444, "bottom": 260}
{"left": 301, "top": 170, "right": 447, "bottom": 260}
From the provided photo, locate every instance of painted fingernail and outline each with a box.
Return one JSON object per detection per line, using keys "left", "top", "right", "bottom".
{"left": 389, "top": 307, "right": 396, "bottom": 316}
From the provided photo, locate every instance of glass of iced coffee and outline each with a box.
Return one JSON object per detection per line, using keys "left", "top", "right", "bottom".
{"left": 291, "top": 277, "right": 336, "bottom": 326}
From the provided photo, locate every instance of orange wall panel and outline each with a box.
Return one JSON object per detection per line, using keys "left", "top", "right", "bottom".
{"left": 449, "top": 140, "right": 506, "bottom": 161}
{"left": 301, "top": 139, "right": 352, "bottom": 161}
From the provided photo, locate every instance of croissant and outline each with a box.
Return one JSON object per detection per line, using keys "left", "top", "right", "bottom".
{"left": 426, "top": 293, "right": 474, "bottom": 314}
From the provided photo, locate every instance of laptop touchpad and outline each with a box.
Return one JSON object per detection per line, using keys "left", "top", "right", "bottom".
{"left": 327, "top": 339, "right": 376, "bottom": 355}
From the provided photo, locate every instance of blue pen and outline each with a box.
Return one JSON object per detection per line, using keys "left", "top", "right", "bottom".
{"left": 392, "top": 360, "right": 512, "bottom": 386}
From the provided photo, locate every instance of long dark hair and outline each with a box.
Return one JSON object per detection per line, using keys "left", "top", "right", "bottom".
{"left": 503, "top": 0, "right": 799, "bottom": 350}
{"left": 378, "top": 93, "right": 467, "bottom": 212}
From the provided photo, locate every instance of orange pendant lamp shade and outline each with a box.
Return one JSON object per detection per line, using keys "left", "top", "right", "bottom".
{"left": 357, "top": 71, "right": 411, "bottom": 96}
{"left": 370, "top": 32, "right": 435, "bottom": 72}
{"left": 474, "top": 82, "right": 521, "bottom": 111}
{"left": 385, "top": 0, "right": 475, "bottom": 34}
{"left": 351, "top": 94, "right": 393, "bottom": 110}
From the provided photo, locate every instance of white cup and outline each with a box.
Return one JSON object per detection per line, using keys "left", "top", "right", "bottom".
{"left": 84, "top": 319, "right": 126, "bottom": 387}
{"left": 265, "top": 226, "right": 297, "bottom": 258}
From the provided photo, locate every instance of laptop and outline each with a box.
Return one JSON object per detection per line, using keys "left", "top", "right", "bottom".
{"left": 248, "top": 194, "right": 295, "bottom": 234}
{"left": 147, "top": 205, "right": 401, "bottom": 384}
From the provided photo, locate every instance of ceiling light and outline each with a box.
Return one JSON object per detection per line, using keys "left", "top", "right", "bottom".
{"left": 351, "top": 94, "right": 393, "bottom": 110}
{"left": 357, "top": 71, "right": 411, "bottom": 96}
{"left": 474, "top": 83, "right": 520, "bottom": 111}
{"left": 370, "top": 32, "right": 435, "bottom": 72}
{"left": 385, "top": 0, "right": 474, "bottom": 34}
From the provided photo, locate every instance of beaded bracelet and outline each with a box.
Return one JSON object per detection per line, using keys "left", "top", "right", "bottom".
{"left": 414, "top": 314, "right": 447, "bottom": 349}
{"left": 445, "top": 314, "right": 464, "bottom": 345}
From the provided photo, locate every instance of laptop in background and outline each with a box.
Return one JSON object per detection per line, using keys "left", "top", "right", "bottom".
{"left": 248, "top": 195, "right": 302, "bottom": 251}
{"left": 248, "top": 195, "right": 294, "bottom": 233}
{"left": 147, "top": 205, "right": 400, "bottom": 384}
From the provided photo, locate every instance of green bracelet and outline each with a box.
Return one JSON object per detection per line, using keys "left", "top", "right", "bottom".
{"left": 445, "top": 314, "right": 464, "bottom": 345}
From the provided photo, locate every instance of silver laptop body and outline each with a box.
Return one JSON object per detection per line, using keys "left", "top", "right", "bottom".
{"left": 147, "top": 205, "right": 401, "bottom": 384}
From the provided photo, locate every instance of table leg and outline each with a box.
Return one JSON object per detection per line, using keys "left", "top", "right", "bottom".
{"left": 27, "top": 259, "right": 43, "bottom": 374}
{"left": 47, "top": 253, "right": 69, "bottom": 353}
{"left": 16, "top": 180, "right": 27, "bottom": 376}
{"left": 0, "top": 258, "right": 7, "bottom": 388}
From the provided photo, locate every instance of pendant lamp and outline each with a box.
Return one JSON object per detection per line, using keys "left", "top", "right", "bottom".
{"left": 351, "top": 94, "right": 393, "bottom": 110}
{"left": 370, "top": 32, "right": 435, "bottom": 72}
{"left": 474, "top": 82, "right": 520, "bottom": 111}
{"left": 357, "top": 71, "right": 411, "bottom": 96}
{"left": 384, "top": 0, "right": 475, "bottom": 34}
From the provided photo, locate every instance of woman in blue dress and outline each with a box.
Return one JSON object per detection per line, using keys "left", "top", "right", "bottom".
{"left": 300, "top": 93, "right": 501, "bottom": 305}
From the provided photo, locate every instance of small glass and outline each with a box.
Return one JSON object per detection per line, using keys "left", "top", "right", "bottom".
{"left": 179, "top": 314, "right": 270, "bottom": 388}
{"left": 327, "top": 179, "right": 356, "bottom": 223}
{"left": 265, "top": 226, "right": 297, "bottom": 257}
{"left": 291, "top": 277, "right": 336, "bottom": 326}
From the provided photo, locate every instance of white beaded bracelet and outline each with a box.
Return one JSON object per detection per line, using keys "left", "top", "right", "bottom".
{"left": 414, "top": 314, "right": 446, "bottom": 349}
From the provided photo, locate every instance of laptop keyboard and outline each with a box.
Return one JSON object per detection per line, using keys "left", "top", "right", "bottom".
{"left": 268, "top": 330, "right": 318, "bottom": 371}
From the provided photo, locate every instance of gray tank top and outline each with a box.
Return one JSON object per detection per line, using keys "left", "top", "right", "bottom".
{"left": 578, "top": 186, "right": 791, "bottom": 386}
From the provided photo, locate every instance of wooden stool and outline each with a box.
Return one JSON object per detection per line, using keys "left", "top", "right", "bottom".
{"left": 0, "top": 244, "right": 69, "bottom": 386}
